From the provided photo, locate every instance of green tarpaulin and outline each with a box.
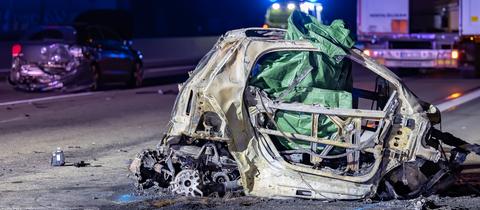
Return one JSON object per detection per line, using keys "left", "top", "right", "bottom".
{"left": 250, "top": 11, "right": 355, "bottom": 150}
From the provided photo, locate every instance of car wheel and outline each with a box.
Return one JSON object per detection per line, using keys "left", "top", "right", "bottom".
{"left": 7, "top": 73, "right": 15, "bottom": 86}
{"left": 128, "top": 63, "right": 143, "bottom": 88}
{"left": 7, "top": 67, "right": 20, "bottom": 86}
{"left": 90, "top": 64, "right": 104, "bottom": 91}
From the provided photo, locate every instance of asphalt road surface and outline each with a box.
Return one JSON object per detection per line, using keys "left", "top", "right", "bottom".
{"left": 1, "top": 71, "right": 480, "bottom": 209}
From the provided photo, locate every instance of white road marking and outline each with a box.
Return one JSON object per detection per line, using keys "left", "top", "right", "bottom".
{"left": 437, "top": 88, "right": 480, "bottom": 112}
{"left": 0, "top": 92, "right": 99, "bottom": 106}
{"left": 0, "top": 116, "right": 26, "bottom": 124}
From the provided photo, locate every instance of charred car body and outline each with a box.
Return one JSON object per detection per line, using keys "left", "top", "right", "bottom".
{"left": 8, "top": 25, "right": 143, "bottom": 91}
{"left": 131, "top": 12, "right": 480, "bottom": 200}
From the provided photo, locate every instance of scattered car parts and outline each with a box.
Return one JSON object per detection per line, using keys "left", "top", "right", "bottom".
{"left": 51, "top": 147, "right": 65, "bottom": 166}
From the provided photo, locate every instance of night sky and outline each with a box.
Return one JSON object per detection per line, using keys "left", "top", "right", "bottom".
{"left": 130, "top": 0, "right": 357, "bottom": 37}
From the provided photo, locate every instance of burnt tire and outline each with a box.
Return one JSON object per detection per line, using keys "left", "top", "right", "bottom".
{"left": 128, "top": 63, "right": 143, "bottom": 88}
{"left": 90, "top": 64, "right": 104, "bottom": 91}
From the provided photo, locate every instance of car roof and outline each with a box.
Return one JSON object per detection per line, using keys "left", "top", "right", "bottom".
{"left": 22, "top": 25, "right": 77, "bottom": 41}
{"left": 27, "top": 25, "right": 76, "bottom": 33}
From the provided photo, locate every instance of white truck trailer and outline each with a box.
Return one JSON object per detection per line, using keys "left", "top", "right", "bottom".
{"left": 358, "top": 0, "right": 480, "bottom": 76}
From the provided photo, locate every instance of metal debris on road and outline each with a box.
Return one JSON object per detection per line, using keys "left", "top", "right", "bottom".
{"left": 73, "top": 161, "right": 90, "bottom": 167}
{"left": 51, "top": 147, "right": 65, "bottom": 166}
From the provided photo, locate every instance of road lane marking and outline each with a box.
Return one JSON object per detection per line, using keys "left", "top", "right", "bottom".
{"left": 437, "top": 88, "right": 480, "bottom": 112}
{"left": 0, "top": 116, "right": 26, "bottom": 124}
{"left": 0, "top": 92, "right": 99, "bottom": 106}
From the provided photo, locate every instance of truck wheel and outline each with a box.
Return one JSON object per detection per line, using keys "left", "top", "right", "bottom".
{"left": 474, "top": 67, "right": 480, "bottom": 78}
{"left": 460, "top": 67, "right": 477, "bottom": 78}
{"left": 128, "top": 63, "right": 143, "bottom": 88}
{"left": 465, "top": 60, "right": 480, "bottom": 78}
{"left": 475, "top": 60, "right": 480, "bottom": 78}
{"left": 90, "top": 64, "right": 104, "bottom": 91}
{"left": 474, "top": 43, "right": 480, "bottom": 78}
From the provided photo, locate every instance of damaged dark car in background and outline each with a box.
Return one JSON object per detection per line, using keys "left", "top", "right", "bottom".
{"left": 8, "top": 25, "right": 143, "bottom": 91}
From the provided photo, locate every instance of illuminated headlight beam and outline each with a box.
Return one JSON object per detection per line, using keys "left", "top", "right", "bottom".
{"left": 272, "top": 3, "right": 281, "bottom": 10}
{"left": 287, "top": 3, "right": 296, "bottom": 10}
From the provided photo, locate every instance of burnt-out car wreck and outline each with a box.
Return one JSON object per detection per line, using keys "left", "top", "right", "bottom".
{"left": 130, "top": 12, "right": 480, "bottom": 200}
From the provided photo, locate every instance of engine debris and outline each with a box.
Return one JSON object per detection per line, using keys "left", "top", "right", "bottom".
{"left": 73, "top": 161, "right": 90, "bottom": 168}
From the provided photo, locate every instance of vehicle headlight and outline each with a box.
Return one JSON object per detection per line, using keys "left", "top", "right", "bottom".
{"left": 272, "top": 3, "right": 281, "bottom": 10}
{"left": 69, "top": 46, "right": 83, "bottom": 58}
{"left": 287, "top": 3, "right": 296, "bottom": 10}
{"left": 40, "top": 47, "right": 47, "bottom": 55}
